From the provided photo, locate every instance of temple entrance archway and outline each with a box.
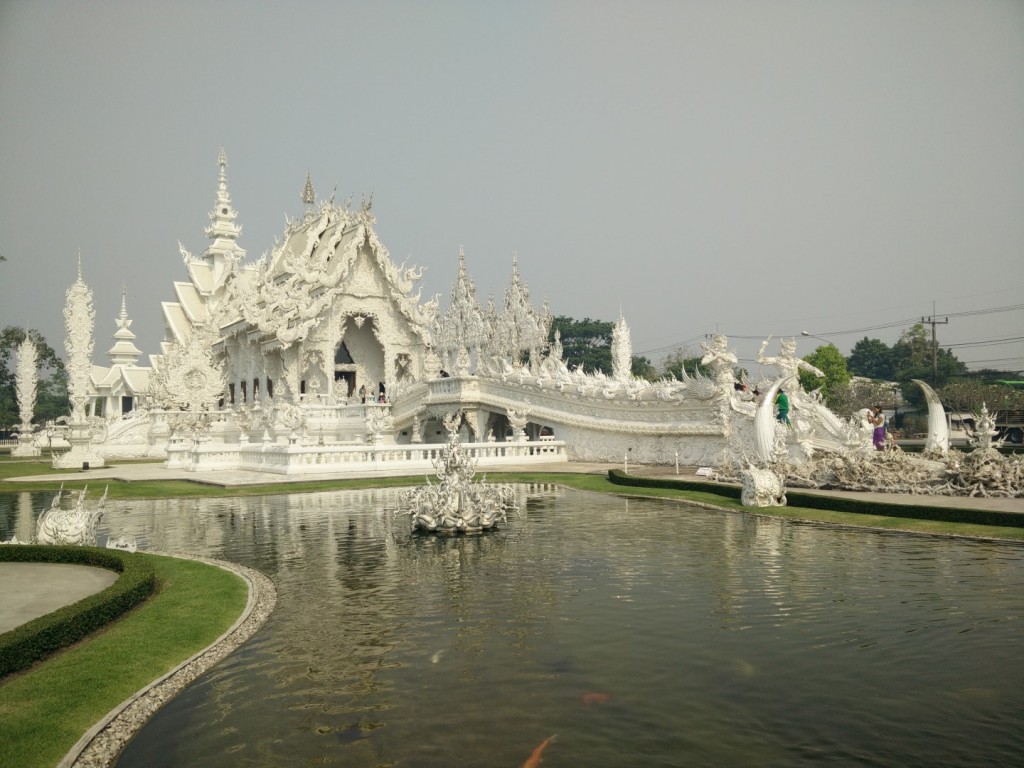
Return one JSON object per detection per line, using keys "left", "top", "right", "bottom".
{"left": 335, "top": 316, "right": 385, "bottom": 401}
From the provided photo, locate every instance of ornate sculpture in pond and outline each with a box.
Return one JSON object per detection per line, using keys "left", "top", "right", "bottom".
{"left": 35, "top": 485, "right": 108, "bottom": 546}
{"left": 398, "top": 412, "right": 517, "bottom": 534}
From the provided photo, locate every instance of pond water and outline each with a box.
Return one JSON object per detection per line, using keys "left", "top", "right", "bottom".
{"left": 3, "top": 486, "right": 1024, "bottom": 767}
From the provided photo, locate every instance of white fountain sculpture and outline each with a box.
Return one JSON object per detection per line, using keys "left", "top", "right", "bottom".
{"left": 35, "top": 484, "right": 108, "bottom": 546}
{"left": 398, "top": 412, "right": 518, "bottom": 534}
{"left": 12, "top": 337, "right": 40, "bottom": 457}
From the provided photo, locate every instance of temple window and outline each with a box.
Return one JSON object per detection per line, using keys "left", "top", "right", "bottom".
{"left": 241, "top": 381, "right": 248, "bottom": 403}
{"left": 267, "top": 379, "right": 274, "bottom": 399}
{"left": 229, "top": 383, "right": 236, "bottom": 404}
{"left": 335, "top": 343, "right": 354, "bottom": 365}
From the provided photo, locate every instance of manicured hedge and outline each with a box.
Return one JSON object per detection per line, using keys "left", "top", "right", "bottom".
{"left": 0, "top": 546, "right": 156, "bottom": 678}
{"left": 608, "top": 469, "right": 742, "bottom": 499}
{"left": 607, "top": 469, "right": 1024, "bottom": 528}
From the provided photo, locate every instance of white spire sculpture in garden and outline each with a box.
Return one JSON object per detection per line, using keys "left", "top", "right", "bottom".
{"left": 53, "top": 258, "right": 105, "bottom": 469}
{"left": 12, "top": 337, "right": 40, "bottom": 457}
{"left": 611, "top": 310, "right": 632, "bottom": 382}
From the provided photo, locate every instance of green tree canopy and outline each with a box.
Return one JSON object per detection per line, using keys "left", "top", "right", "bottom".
{"left": 826, "top": 378, "right": 903, "bottom": 419}
{"left": 847, "top": 337, "right": 896, "bottom": 380}
{"left": 550, "top": 316, "right": 614, "bottom": 374}
{"left": 662, "top": 350, "right": 711, "bottom": 380}
{"left": 799, "top": 344, "right": 850, "bottom": 407}
{"left": 0, "top": 326, "right": 68, "bottom": 429}
{"left": 938, "top": 380, "right": 1024, "bottom": 415}
{"left": 631, "top": 355, "right": 657, "bottom": 381}
{"left": 891, "top": 323, "right": 967, "bottom": 387}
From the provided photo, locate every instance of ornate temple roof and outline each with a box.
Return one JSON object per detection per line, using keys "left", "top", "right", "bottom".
{"left": 161, "top": 155, "right": 437, "bottom": 355}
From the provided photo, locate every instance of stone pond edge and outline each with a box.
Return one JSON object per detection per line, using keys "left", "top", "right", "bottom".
{"left": 58, "top": 554, "right": 277, "bottom": 768}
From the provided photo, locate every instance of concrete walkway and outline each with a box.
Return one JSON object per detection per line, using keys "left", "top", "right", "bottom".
{"left": 0, "top": 563, "right": 117, "bottom": 634}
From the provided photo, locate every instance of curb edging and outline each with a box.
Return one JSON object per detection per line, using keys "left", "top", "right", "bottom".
{"left": 59, "top": 554, "right": 277, "bottom": 768}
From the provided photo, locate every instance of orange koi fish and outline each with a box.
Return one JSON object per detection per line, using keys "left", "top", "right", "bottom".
{"left": 522, "top": 734, "right": 557, "bottom": 768}
{"left": 581, "top": 691, "right": 610, "bottom": 706}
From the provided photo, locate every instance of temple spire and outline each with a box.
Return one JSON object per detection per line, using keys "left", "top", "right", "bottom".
{"left": 201, "top": 148, "right": 246, "bottom": 283}
{"left": 302, "top": 171, "right": 315, "bottom": 206}
{"left": 108, "top": 285, "right": 142, "bottom": 366}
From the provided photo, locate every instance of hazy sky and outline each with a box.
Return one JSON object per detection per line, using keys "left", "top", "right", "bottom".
{"left": 1, "top": 0, "right": 1022, "bottom": 374}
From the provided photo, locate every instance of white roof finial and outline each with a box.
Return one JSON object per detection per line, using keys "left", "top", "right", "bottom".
{"left": 302, "top": 171, "right": 315, "bottom": 206}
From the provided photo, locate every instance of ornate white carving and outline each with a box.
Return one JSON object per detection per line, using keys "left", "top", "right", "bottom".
{"left": 13, "top": 338, "right": 39, "bottom": 456}
{"left": 35, "top": 485, "right": 107, "bottom": 546}
{"left": 740, "top": 467, "right": 787, "bottom": 506}
{"left": 758, "top": 336, "right": 824, "bottom": 382}
{"left": 398, "top": 412, "right": 518, "bottom": 534}
{"left": 64, "top": 259, "right": 95, "bottom": 424}
{"left": 150, "top": 325, "right": 226, "bottom": 412}
{"left": 67, "top": 156, "right": 1016, "bottom": 497}
{"left": 913, "top": 378, "right": 950, "bottom": 456}
{"left": 434, "top": 247, "right": 485, "bottom": 375}
{"left": 611, "top": 311, "right": 632, "bottom": 382}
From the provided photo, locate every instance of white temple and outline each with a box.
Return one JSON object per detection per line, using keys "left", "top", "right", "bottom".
{"left": 63, "top": 151, "right": 865, "bottom": 475}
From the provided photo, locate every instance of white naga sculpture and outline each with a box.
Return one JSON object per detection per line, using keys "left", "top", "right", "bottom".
{"left": 12, "top": 337, "right": 39, "bottom": 457}
{"left": 35, "top": 485, "right": 108, "bottom": 546}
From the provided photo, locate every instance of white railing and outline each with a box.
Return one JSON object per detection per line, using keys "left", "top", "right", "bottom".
{"left": 166, "top": 439, "right": 567, "bottom": 475}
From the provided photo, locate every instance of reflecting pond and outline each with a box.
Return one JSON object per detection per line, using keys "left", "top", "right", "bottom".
{"left": 2, "top": 486, "right": 1023, "bottom": 767}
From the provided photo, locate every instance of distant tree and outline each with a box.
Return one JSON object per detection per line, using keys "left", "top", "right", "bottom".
{"left": 847, "top": 337, "right": 896, "bottom": 380}
{"left": 939, "top": 380, "right": 1024, "bottom": 416}
{"left": 798, "top": 345, "right": 850, "bottom": 409}
{"left": 892, "top": 324, "right": 931, "bottom": 375}
{"left": 969, "top": 368, "right": 1024, "bottom": 383}
{"left": 549, "top": 316, "right": 614, "bottom": 373}
{"left": 0, "top": 326, "right": 67, "bottom": 429}
{"left": 827, "top": 377, "right": 903, "bottom": 420}
{"left": 662, "top": 349, "right": 710, "bottom": 380}
{"left": 631, "top": 355, "right": 657, "bottom": 381}
{"left": 892, "top": 323, "right": 967, "bottom": 388}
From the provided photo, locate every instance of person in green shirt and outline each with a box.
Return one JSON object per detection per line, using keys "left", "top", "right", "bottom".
{"left": 776, "top": 388, "right": 791, "bottom": 426}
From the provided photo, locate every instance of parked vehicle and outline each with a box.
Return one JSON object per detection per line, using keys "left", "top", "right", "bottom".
{"left": 995, "top": 409, "right": 1024, "bottom": 444}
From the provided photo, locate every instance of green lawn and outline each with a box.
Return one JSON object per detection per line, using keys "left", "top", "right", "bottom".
{"left": 0, "top": 555, "right": 247, "bottom": 768}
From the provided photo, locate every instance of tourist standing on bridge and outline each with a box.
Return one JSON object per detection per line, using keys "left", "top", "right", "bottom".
{"left": 776, "top": 389, "right": 791, "bottom": 426}
{"left": 869, "top": 406, "right": 886, "bottom": 450}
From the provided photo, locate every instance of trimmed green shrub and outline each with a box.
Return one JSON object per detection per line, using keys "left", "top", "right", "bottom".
{"left": 0, "top": 546, "right": 156, "bottom": 678}
{"left": 607, "top": 469, "right": 1024, "bottom": 528}
{"left": 608, "top": 469, "right": 742, "bottom": 499}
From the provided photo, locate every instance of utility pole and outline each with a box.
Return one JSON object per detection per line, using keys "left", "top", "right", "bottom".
{"left": 921, "top": 307, "right": 949, "bottom": 386}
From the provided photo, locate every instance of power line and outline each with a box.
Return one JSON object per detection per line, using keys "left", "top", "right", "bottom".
{"left": 964, "top": 356, "right": 1024, "bottom": 366}
{"left": 636, "top": 303, "right": 1024, "bottom": 358}
{"left": 942, "top": 303, "right": 1024, "bottom": 319}
{"left": 945, "top": 336, "right": 1024, "bottom": 349}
